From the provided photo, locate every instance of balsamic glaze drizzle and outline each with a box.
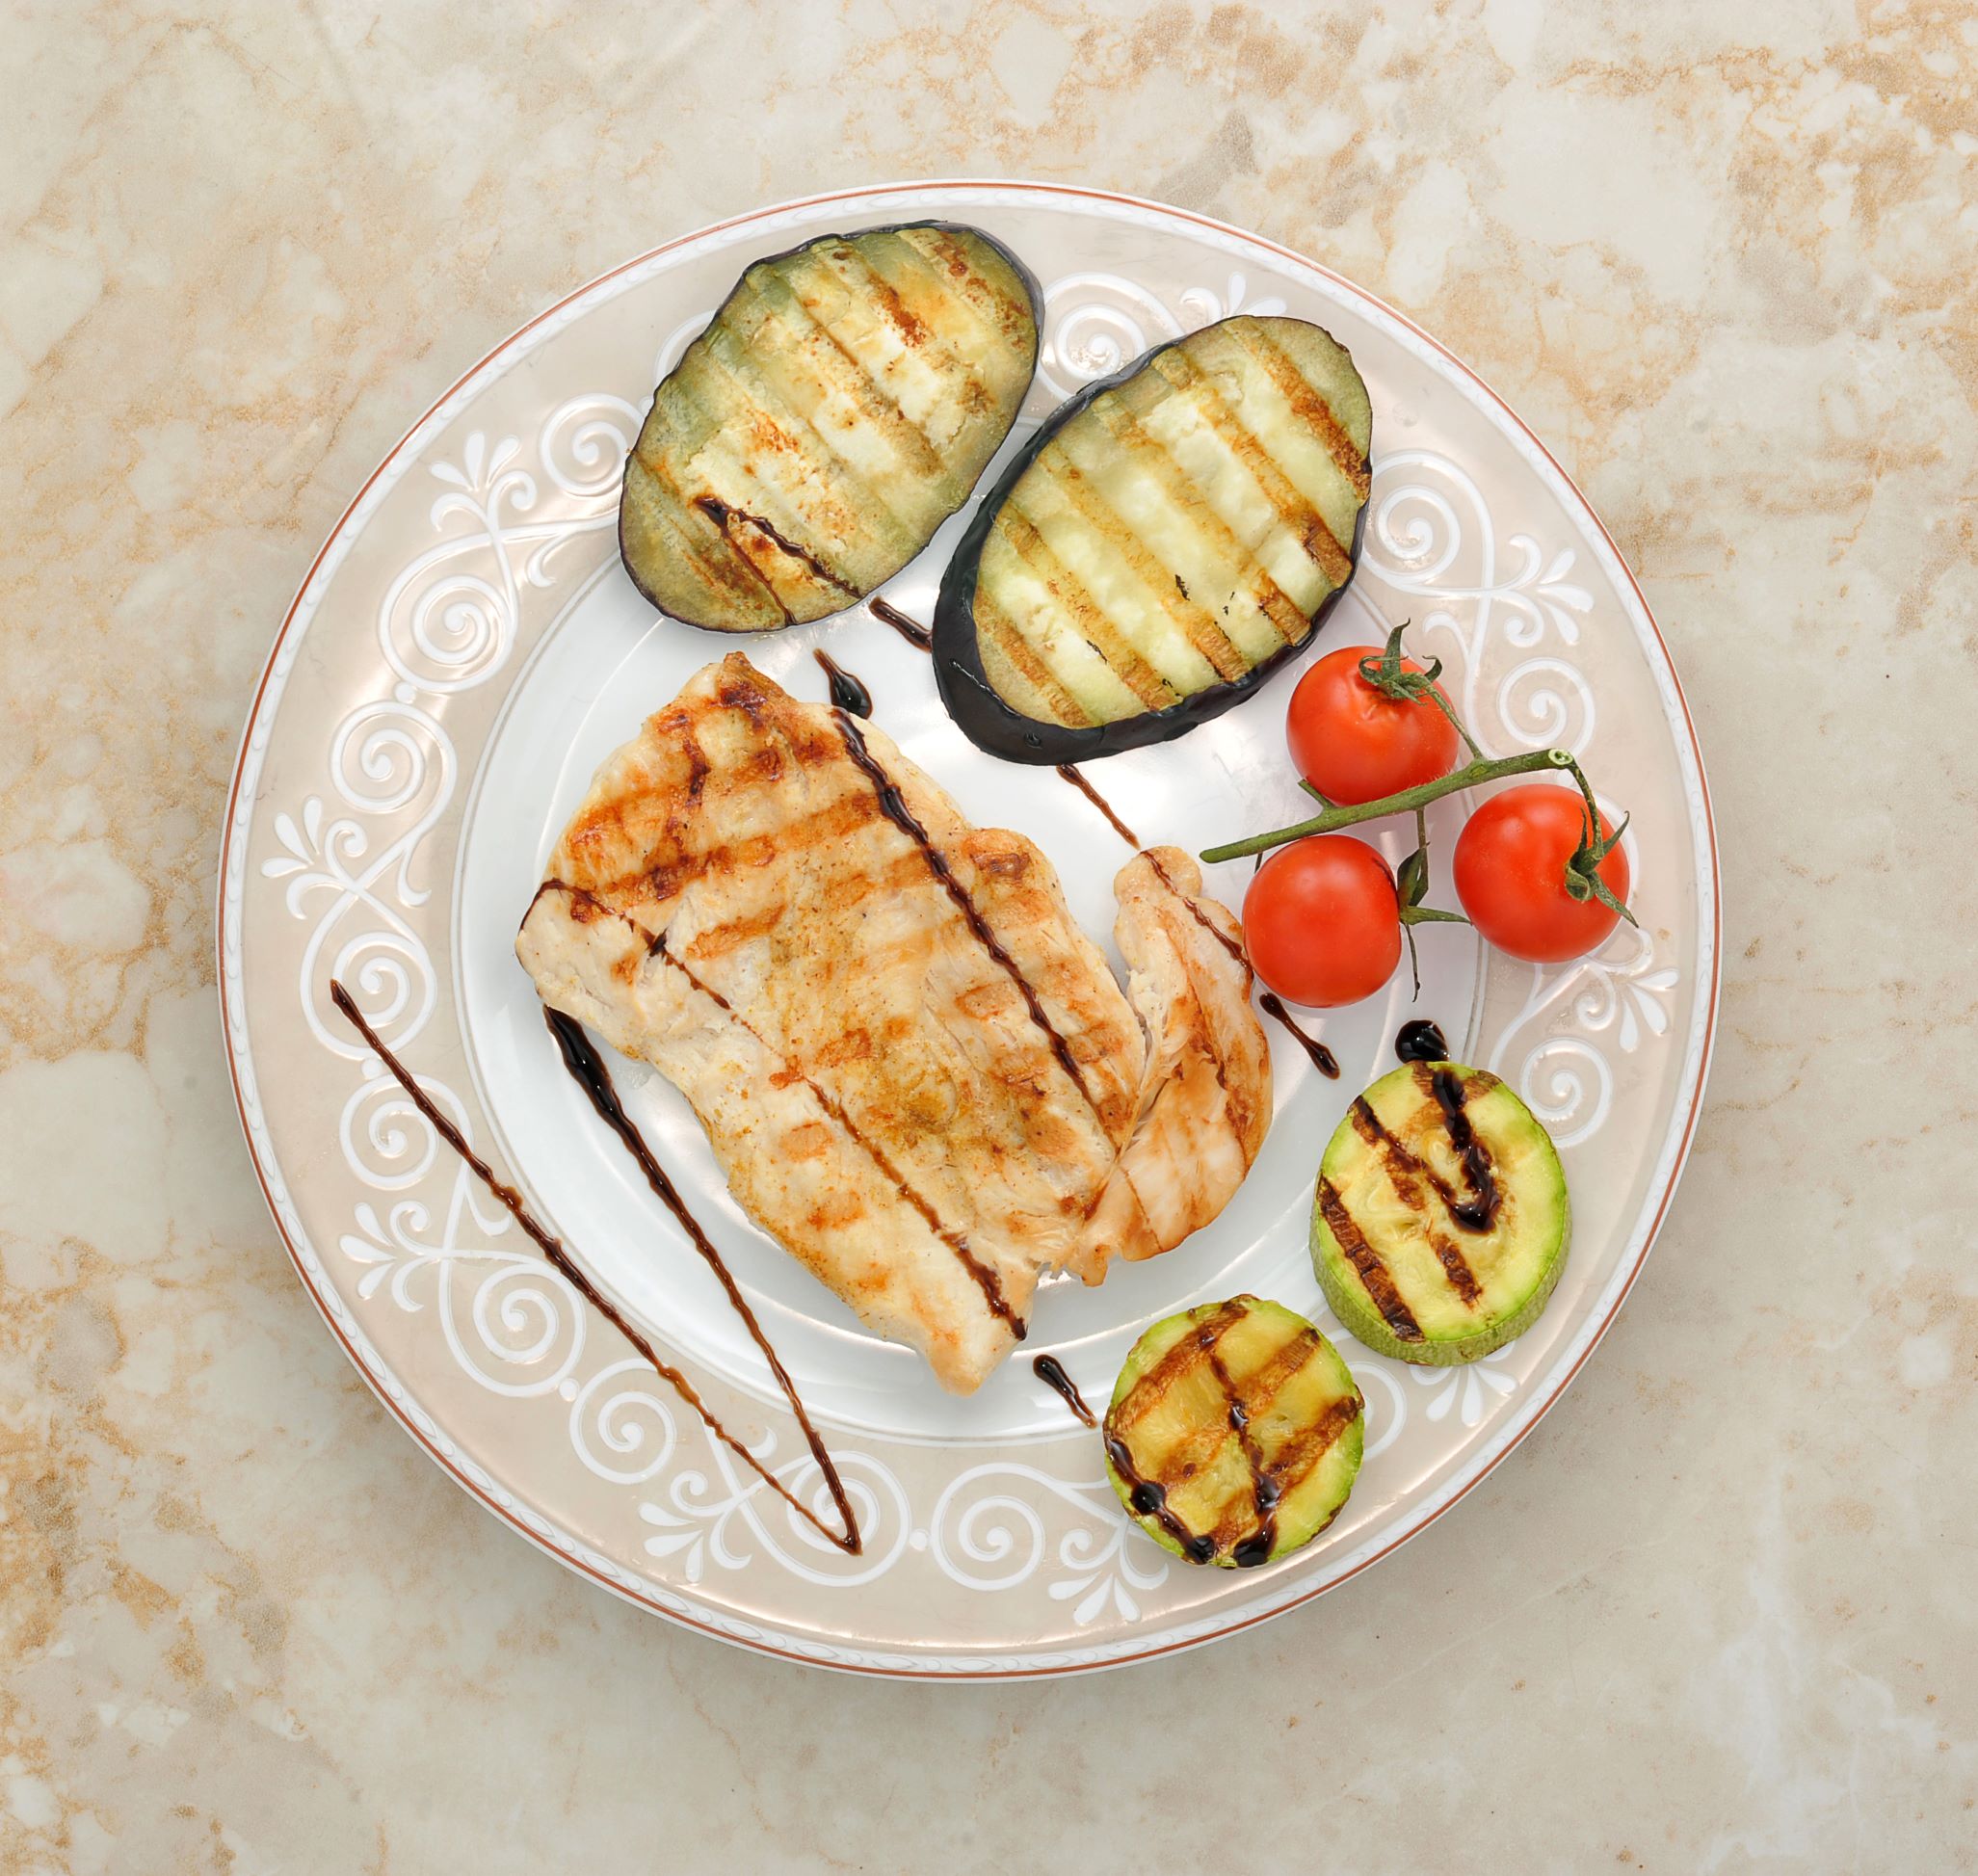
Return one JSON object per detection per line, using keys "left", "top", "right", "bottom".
{"left": 1031, "top": 1354, "right": 1095, "bottom": 1428}
{"left": 541, "top": 1008, "right": 858, "bottom": 1543}
{"left": 328, "top": 980, "right": 861, "bottom": 1555}
{"left": 1052, "top": 765, "right": 1142, "bottom": 850}
{"left": 1202, "top": 1334, "right": 1280, "bottom": 1569}
{"left": 866, "top": 595, "right": 934, "bottom": 651}
{"left": 1349, "top": 1065, "right": 1505, "bottom": 1239}
{"left": 1255, "top": 993, "right": 1341, "bottom": 1079}
{"left": 1395, "top": 1017, "right": 1451, "bottom": 1064}
{"left": 813, "top": 648, "right": 872, "bottom": 719}
{"left": 694, "top": 494, "right": 861, "bottom": 608}
{"left": 1104, "top": 1434, "right": 1218, "bottom": 1565}
{"left": 1426, "top": 1065, "right": 1502, "bottom": 1232}
{"left": 1143, "top": 851, "right": 1246, "bottom": 964}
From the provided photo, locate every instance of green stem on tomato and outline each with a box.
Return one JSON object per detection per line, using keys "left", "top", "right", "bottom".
{"left": 1357, "top": 621, "right": 1484, "bottom": 763}
{"left": 1200, "top": 747, "right": 1580, "bottom": 865}
{"left": 1392, "top": 805, "right": 1467, "bottom": 997}
{"left": 1425, "top": 682, "right": 1485, "bottom": 764}
{"left": 1561, "top": 753, "right": 1605, "bottom": 847}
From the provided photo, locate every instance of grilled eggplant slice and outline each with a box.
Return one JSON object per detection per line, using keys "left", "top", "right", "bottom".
{"left": 934, "top": 314, "right": 1372, "bottom": 762}
{"left": 1311, "top": 1061, "right": 1570, "bottom": 1366}
{"left": 620, "top": 223, "right": 1041, "bottom": 631}
{"left": 1104, "top": 1295, "right": 1363, "bottom": 1568}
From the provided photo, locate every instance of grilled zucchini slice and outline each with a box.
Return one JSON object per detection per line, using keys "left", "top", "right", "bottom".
{"left": 620, "top": 223, "right": 1041, "bottom": 631}
{"left": 1104, "top": 1296, "right": 1363, "bottom": 1569}
{"left": 1311, "top": 1061, "right": 1570, "bottom": 1366}
{"left": 934, "top": 313, "right": 1372, "bottom": 762}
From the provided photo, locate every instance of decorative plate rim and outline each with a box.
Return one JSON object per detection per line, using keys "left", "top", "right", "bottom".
{"left": 216, "top": 178, "right": 1721, "bottom": 1679}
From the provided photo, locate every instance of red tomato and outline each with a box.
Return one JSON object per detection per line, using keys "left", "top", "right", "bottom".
{"left": 1285, "top": 647, "right": 1460, "bottom": 806}
{"left": 1453, "top": 784, "right": 1631, "bottom": 964}
{"left": 1243, "top": 835, "right": 1401, "bottom": 1007}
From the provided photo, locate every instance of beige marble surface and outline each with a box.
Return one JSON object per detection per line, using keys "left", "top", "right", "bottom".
{"left": 4, "top": 1, "right": 1974, "bottom": 1868}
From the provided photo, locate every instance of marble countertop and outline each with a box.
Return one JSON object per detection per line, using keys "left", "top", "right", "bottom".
{"left": 5, "top": 3, "right": 1972, "bottom": 1868}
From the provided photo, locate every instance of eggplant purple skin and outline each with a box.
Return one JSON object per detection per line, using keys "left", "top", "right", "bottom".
{"left": 931, "top": 323, "right": 1373, "bottom": 765}
{"left": 616, "top": 220, "right": 1044, "bottom": 634}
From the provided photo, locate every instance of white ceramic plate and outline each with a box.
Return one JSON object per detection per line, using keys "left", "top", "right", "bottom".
{"left": 219, "top": 182, "right": 1718, "bottom": 1678}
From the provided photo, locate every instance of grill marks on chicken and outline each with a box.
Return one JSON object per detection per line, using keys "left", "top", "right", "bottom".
{"left": 516, "top": 654, "right": 1269, "bottom": 1392}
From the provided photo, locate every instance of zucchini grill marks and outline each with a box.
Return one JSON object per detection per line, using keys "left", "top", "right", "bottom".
{"left": 1104, "top": 1297, "right": 1363, "bottom": 1569}
{"left": 1312, "top": 1062, "right": 1571, "bottom": 1366}
{"left": 936, "top": 314, "right": 1373, "bottom": 763}
{"left": 620, "top": 224, "right": 1041, "bottom": 632}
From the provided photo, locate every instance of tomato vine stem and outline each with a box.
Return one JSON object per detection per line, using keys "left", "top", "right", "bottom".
{"left": 1200, "top": 747, "right": 1577, "bottom": 864}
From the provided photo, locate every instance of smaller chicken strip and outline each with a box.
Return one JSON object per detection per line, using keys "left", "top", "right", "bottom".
{"left": 1069, "top": 849, "right": 1273, "bottom": 1281}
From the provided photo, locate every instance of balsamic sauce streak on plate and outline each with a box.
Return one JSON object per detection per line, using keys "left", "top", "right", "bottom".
{"left": 541, "top": 1006, "right": 860, "bottom": 1545}
{"left": 1395, "top": 1017, "right": 1451, "bottom": 1064}
{"left": 866, "top": 595, "right": 934, "bottom": 651}
{"left": 831, "top": 707, "right": 1104, "bottom": 1123}
{"left": 327, "top": 979, "right": 862, "bottom": 1555}
{"left": 537, "top": 882, "right": 1025, "bottom": 1337}
{"left": 812, "top": 647, "right": 872, "bottom": 719}
{"left": 1030, "top": 1354, "right": 1095, "bottom": 1427}
{"left": 1255, "top": 993, "right": 1341, "bottom": 1079}
{"left": 1052, "top": 764, "right": 1142, "bottom": 849}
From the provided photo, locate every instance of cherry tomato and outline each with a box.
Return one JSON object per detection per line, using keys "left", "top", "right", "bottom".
{"left": 1285, "top": 646, "right": 1460, "bottom": 806}
{"left": 1243, "top": 835, "right": 1401, "bottom": 1007}
{"left": 1453, "top": 784, "right": 1631, "bottom": 964}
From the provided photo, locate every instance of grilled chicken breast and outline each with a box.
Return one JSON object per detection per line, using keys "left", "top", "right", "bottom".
{"left": 1068, "top": 850, "right": 1273, "bottom": 1281}
{"left": 516, "top": 653, "right": 1269, "bottom": 1392}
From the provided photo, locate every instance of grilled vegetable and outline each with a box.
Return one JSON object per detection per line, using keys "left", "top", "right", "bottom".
{"left": 620, "top": 223, "right": 1041, "bottom": 631}
{"left": 934, "top": 314, "right": 1372, "bottom": 763}
{"left": 1104, "top": 1295, "right": 1363, "bottom": 1568}
{"left": 1311, "top": 1061, "right": 1570, "bottom": 1366}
